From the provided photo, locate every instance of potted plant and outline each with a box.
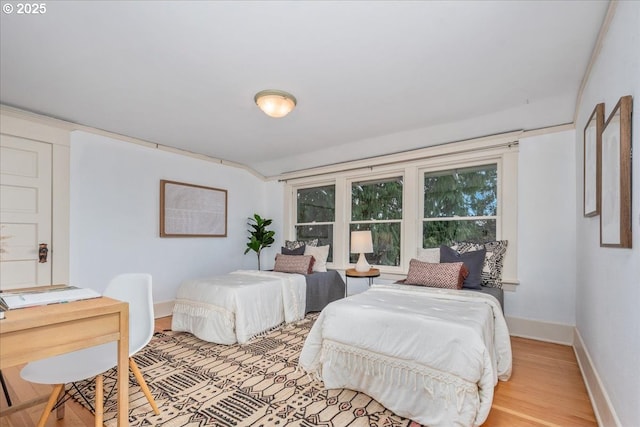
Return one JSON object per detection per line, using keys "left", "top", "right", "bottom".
{"left": 244, "top": 214, "right": 275, "bottom": 270}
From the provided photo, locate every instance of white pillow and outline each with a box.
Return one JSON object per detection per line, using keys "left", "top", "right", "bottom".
{"left": 304, "top": 245, "right": 330, "bottom": 272}
{"left": 416, "top": 247, "right": 440, "bottom": 263}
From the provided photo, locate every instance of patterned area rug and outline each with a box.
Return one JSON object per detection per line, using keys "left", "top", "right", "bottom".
{"left": 68, "top": 313, "right": 420, "bottom": 427}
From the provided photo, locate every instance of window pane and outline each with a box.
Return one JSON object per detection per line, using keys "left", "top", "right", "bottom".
{"left": 422, "top": 219, "right": 496, "bottom": 248}
{"left": 350, "top": 223, "right": 401, "bottom": 267}
{"left": 424, "top": 165, "right": 497, "bottom": 218}
{"left": 297, "top": 185, "right": 335, "bottom": 223}
{"left": 295, "top": 224, "right": 333, "bottom": 262}
{"left": 352, "top": 177, "right": 403, "bottom": 221}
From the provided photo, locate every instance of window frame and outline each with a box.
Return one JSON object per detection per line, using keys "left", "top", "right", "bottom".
{"left": 419, "top": 161, "right": 501, "bottom": 248}
{"left": 289, "top": 180, "right": 338, "bottom": 266}
{"left": 283, "top": 137, "right": 518, "bottom": 285}
{"left": 347, "top": 171, "right": 405, "bottom": 272}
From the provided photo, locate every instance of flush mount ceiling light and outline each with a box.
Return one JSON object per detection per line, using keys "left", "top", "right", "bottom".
{"left": 254, "top": 89, "right": 297, "bottom": 118}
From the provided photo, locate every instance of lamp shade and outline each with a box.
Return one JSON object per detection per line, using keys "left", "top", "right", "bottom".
{"left": 254, "top": 89, "right": 297, "bottom": 118}
{"left": 351, "top": 230, "right": 373, "bottom": 253}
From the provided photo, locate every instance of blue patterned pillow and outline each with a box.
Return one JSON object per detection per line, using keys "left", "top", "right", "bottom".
{"left": 451, "top": 240, "right": 508, "bottom": 288}
{"left": 284, "top": 239, "right": 318, "bottom": 250}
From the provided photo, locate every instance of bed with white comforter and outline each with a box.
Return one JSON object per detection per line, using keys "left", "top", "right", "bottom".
{"left": 298, "top": 283, "right": 512, "bottom": 427}
{"left": 171, "top": 270, "right": 306, "bottom": 344}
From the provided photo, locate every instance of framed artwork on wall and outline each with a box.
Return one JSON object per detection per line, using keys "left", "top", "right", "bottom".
{"left": 600, "top": 95, "right": 633, "bottom": 248}
{"left": 160, "top": 180, "right": 228, "bottom": 237}
{"left": 583, "top": 103, "right": 604, "bottom": 217}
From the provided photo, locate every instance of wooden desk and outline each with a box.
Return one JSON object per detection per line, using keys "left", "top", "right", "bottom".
{"left": 0, "top": 297, "right": 129, "bottom": 426}
{"left": 345, "top": 268, "right": 380, "bottom": 297}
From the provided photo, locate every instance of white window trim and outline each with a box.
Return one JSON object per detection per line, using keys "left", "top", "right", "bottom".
{"left": 418, "top": 160, "right": 500, "bottom": 250}
{"left": 347, "top": 171, "right": 406, "bottom": 273}
{"left": 283, "top": 136, "right": 519, "bottom": 285}
{"left": 286, "top": 179, "right": 338, "bottom": 268}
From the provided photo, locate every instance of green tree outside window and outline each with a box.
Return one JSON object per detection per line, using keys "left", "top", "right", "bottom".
{"left": 423, "top": 165, "right": 497, "bottom": 247}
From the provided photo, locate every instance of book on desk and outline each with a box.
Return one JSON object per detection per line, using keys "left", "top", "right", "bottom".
{"left": 0, "top": 285, "right": 101, "bottom": 310}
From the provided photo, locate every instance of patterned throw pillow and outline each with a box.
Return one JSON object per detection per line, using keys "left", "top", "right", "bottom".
{"left": 284, "top": 239, "right": 318, "bottom": 250}
{"left": 405, "top": 259, "right": 468, "bottom": 290}
{"left": 273, "top": 254, "right": 315, "bottom": 274}
{"left": 451, "top": 240, "right": 508, "bottom": 288}
{"left": 304, "top": 245, "right": 330, "bottom": 272}
{"left": 281, "top": 245, "right": 305, "bottom": 256}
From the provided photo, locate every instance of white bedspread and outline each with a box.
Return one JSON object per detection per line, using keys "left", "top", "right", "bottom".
{"left": 298, "top": 283, "right": 512, "bottom": 427}
{"left": 171, "top": 270, "right": 306, "bottom": 344}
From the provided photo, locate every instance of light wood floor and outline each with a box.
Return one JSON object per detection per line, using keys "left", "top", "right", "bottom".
{"left": 0, "top": 316, "right": 597, "bottom": 427}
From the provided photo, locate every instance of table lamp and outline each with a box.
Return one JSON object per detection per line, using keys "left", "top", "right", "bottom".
{"left": 351, "top": 230, "right": 373, "bottom": 272}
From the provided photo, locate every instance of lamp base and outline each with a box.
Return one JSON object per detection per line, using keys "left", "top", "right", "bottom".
{"left": 355, "top": 253, "right": 371, "bottom": 272}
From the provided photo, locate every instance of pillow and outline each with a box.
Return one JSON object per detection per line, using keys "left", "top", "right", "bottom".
{"left": 281, "top": 245, "right": 305, "bottom": 256}
{"left": 405, "top": 259, "right": 468, "bottom": 289}
{"left": 284, "top": 239, "right": 318, "bottom": 250}
{"left": 452, "top": 240, "right": 508, "bottom": 288}
{"left": 273, "top": 254, "right": 315, "bottom": 274}
{"left": 416, "top": 247, "right": 440, "bottom": 263}
{"left": 304, "top": 245, "right": 330, "bottom": 272}
{"left": 440, "top": 245, "right": 485, "bottom": 289}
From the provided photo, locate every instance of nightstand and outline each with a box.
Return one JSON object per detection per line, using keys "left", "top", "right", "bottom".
{"left": 345, "top": 268, "right": 380, "bottom": 297}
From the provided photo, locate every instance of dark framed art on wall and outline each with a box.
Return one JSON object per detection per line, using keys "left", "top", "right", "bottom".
{"left": 600, "top": 95, "right": 632, "bottom": 248}
{"left": 583, "top": 103, "right": 604, "bottom": 217}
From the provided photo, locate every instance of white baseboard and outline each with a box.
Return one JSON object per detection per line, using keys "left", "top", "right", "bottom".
{"left": 573, "top": 329, "right": 621, "bottom": 427}
{"left": 505, "top": 316, "right": 574, "bottom": 345}
{"left": 154, "top": 300, "right": 175, "bottom": 319}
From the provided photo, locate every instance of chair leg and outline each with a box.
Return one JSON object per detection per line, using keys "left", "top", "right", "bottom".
{"left": 129, "top": 358, "right": 160, "bottom": 415}
{"left": 55, "top": 385, "right": 66, "bottom": 420}
{"left": 0, "top": 369, "right": 12, "bottom": 407}
{"left": 95, "top": 374, "right": 104, "bottom": 427}
{"left": 37, "top": 384, "right": 64, "bottom": 427}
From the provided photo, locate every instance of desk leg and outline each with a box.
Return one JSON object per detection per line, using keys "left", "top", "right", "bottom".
{"left": 117, "top": 307, "right": 129, "bottom": 427}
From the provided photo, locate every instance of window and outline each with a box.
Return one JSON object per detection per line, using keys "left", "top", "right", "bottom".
{"left": 422, "top": 165, "right": 497, "bottom": 247}
{"left": 350, "top": 176, "right": 403, "bottom": 267}
{"left": 284, "top": 135, "right": 518, "bottom": 283}
{"left": 295, "top": 184, "right": 335, "bottom": 261}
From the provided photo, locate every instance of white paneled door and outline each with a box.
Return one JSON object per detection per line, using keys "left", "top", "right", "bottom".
{"left": 0, "top": 134, "right": 52, "bottom": 290}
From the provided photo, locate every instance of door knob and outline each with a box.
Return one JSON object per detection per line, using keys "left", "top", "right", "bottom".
{"left": 39, "top": 243, "right": 48, "bottom": 263}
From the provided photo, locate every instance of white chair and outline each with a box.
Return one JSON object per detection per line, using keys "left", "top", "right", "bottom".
{"left": 20, "top": 274, "right": 160, "bottom": 427}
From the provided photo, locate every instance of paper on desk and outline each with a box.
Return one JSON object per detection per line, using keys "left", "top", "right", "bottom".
{"left": 0, "top": 286, "right": 101, "bottom": 310}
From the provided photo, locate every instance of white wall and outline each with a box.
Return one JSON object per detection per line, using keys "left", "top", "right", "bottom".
{"left": 507, "top": 130, "right": 577, "bottom": 325}
{"left": 574, "top": 2, "right": 640, "bottom": 425}
{"left": 263, "top": 180, "right": 285, "bottom": 261}
{"left": 69, "top": 131, "right": 274, "bottom": 303}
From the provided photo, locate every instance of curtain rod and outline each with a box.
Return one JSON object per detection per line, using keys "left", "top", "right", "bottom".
{"left": 278, "top": 140, "right": 519, "bottom": 183}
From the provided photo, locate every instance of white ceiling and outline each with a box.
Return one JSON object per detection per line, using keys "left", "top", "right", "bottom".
{"left": 0, "top": 1, "right": 609, "bottom": 177}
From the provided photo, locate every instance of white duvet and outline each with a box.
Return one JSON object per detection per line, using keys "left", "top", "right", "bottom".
{"left": 171, "top": 270, "right": 306, "bottom": 344}
{"left": 298, "top": 283, "right": 512, "bottom": 427}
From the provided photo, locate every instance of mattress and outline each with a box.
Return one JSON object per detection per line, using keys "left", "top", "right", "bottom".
{"left": 299, "top": 283, "right": 512, "bottom": 427}
{"left": 171, "top": 270, "right": 306, "bottom": 344}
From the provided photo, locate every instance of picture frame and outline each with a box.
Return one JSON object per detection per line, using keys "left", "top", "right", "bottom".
{"left": 583, "top": 103, "right": 604, "bottom": 217}
{"left": 600, "top": 95, "right": 633, "bottom": 248}
{"left": 160, "top": 180, "right": 227, "bottom": 237}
